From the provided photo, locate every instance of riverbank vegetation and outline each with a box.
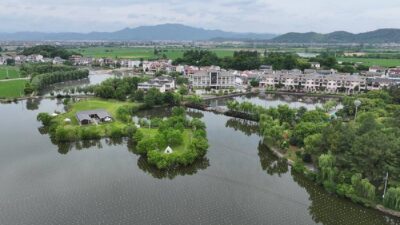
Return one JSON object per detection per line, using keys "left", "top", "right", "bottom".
{"left": 227, "top": 87, "right": 400, "bottom": 212}
{"left": 21, "top": 63, "right": 89, "bottom": 94}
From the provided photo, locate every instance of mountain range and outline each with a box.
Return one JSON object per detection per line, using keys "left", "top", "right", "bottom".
{"left": 0, "top": 24, "right": 276, "bottom": 41}
{"left": 1, "top": 24, "right": 400, "bottom": 43}
{"left": 271, "top": 29, "right": 400, "bottom": 43}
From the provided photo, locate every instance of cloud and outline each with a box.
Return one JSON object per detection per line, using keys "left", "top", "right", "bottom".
{"left": 0, "top": 0, "right": 399, "bottom": 33}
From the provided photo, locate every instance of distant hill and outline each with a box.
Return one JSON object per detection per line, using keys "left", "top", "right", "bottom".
{"left": 0, "top": 24, "right": 277, "bottom": 41}
{"left": 272, "top": 29, "right": 400, "bottom": 43}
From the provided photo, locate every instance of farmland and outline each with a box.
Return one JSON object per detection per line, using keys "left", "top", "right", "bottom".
{"left": 68, "top": 46, "right": 265, "bottom": 60}
{"left": 0, "top": 80, "right": 27, "bottom": 98}
{"left": 337, "top": 57, "right": 400, "bottom": 67}
{"left": 0, "top": 66, "right": 22, "bottom": 80}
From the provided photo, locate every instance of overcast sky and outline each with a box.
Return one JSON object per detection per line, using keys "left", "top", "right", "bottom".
{"left": 0, "top": 0, "right": 399, "bottom": 34}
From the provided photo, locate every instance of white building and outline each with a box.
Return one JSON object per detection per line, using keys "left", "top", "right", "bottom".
{"left": 137, "top": 76, "right": 176, "bottom": 93}
{"left": 53, "top": 57, "right": 66, "bottom": 65}
{"left": 259, "top": 72, "right": 368, "bottom": 94}
{"left": 310, "top": 62, "right": 321, "bottom": 69}
{"left": 190, "top": 69, "right": 236, "bottom": 89}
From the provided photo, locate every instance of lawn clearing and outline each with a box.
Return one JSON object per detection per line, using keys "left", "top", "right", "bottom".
{"left": 59, "top": 99, "right": 138, "bottom": 125}
{"left": 337, "top": 57, "right": 400, "bottom": 67}
{"left": 0, "top": 66, "right": 21, "bottom": 80}
{"left": 0, "top": 80, "right": 27, "bottom": 98}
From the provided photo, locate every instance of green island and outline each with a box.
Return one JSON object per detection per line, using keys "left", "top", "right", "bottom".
{"left": 37, "top": 99, "right": 209, "bottom": 170}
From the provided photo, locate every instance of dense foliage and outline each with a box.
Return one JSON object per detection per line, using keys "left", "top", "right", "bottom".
{"left": 30, "top": 69, "right": 89, "bottom": 91}
{"left": 20, "top": 63, "right": 76, "bottom": 77}
{"left": 81, "top": 77, "right": 182, "bottom": 107}
{"left": 255, "top": 87, "right": 400, "bottom": 210}
{"left": 21, "top": 45, "right": 79, "bottom": 59}
{"left": 132, "top": 107, "right": 209, "bottom": 169}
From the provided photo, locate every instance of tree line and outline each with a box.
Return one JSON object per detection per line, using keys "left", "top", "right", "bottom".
{"left": 21, "top": 45, "right": 80, "bottom": 60}
{"left": 228, "top": 87, "right": 400, "bottom": 211}
{"left": 173, "top": 50, "right": 372, "bottom": 73}
{"left": 79, "top": 77, "right": 184, "bottom": 108}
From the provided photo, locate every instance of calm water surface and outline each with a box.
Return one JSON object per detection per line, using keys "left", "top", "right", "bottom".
{"left": 0, "top": 96, "right": 398, "bottom": 225}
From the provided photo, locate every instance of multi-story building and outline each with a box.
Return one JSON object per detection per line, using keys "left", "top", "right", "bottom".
{"left": 259, "top": 72, "right": 367, "bottom": 93}
{"left": 137, "top": 76, "right": 175, "bottom": 93}
{"left": 190, "top": 69, "right": 236, "bottom": 89}
{"left": 388, "top": 68, "right": 400, "bottom": 78}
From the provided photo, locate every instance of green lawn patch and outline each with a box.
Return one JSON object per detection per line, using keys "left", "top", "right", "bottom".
{"left": 0, "top": 66, "right": 22, "bottom": 80}
{"left": 337, "top": 57, "right": 400, "bottom": 67}
{"left": 0, "top": 80, "right": 27, "bottom": 98}
{"left": 59, "top": 99, "right": 137, "bottom": 125}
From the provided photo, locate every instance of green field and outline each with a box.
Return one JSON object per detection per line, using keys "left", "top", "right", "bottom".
{"left": 69, "top": 47, "right": 264, "bottom": 60}
{"left": 0, "top": 66, "right": 21, "bottom": 80}
{"left": 337, "top": 57, "right": 400, "bottom": 67}
{"left": 0, "top": 80, "right": 27, "bottom": 98}
{"left": 60, "top": 99, "right": 137, "bottom": 125}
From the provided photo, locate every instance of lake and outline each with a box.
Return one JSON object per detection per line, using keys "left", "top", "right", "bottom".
{"left": 0, "top": 96, "right": 398, "bottom": 225}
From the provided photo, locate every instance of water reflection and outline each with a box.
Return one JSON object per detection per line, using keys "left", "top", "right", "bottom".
{"left": 258, "top": 142, "right": 289, "bottom": 176}
{"left": 206, "top": 93, "right": 330, "bottom": 110}
{"left": 26, "top": 98, "right": 41, "bottom": 110}
{"left": 225, "top": 118, "right": 259, "bottom": 136}
{"left": 292, "top": 172, "right": 400, "bottom": 225}
{"left": 56, "top": 138, "right": 129, "bottom": 155}
{"left": 126, "top": 140, "right": 210, "bottom": 179}
{"left": 137, "top": 156, "right": 210, "bottom": 180}
{"left": 186, "top": 108, "right": 204, "bottom": 118}
{"left": 57, "top": 140, "right": 104, "bottom": 154}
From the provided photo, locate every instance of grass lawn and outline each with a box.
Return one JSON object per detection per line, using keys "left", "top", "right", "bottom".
{"left": 0, "top": 66, "right": 21, "bottom": 80}
{"left": 59, "top": 99, "right": 137, "bottom": 125}
{"left": 0, "top": 80, "right": 27, "bottom": 98}
{"left": 337, "top": 57, "right": 400, "bottom": 67}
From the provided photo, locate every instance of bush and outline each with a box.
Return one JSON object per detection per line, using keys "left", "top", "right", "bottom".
{"left": 136, "top": 136, "right": 158, "bottom": 154}
{"left": 80, "top": 127, "right": 101, "bottom": 140}
{"left": 292, "top": 159, "right": 306, "bottom": 174}
{"left": 37, "top": 112, "right": 53, "bottom": 126}
{"left": 54, "top": 126, "right": 79, "bottom": 142}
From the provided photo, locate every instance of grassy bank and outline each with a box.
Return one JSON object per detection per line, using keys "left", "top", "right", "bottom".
{"left": 0, "top": 80, "right": 27, "bottom": 98}
{"left": 337, "top": 57, "right": 400, "bottom": 67}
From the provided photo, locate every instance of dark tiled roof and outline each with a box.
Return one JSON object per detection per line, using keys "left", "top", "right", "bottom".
{"left": 76, "top": 109, "right": 112, "bottom": 122}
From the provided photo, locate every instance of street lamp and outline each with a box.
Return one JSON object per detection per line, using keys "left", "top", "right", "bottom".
{"left": 354, "top": 99, "right": 361, "bottom": 119}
